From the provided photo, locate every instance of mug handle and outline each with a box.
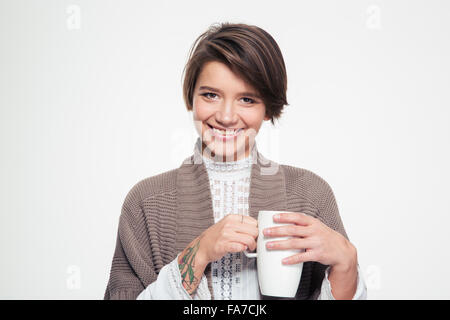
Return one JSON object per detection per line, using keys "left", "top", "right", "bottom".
{"left": 243, "top": 249, "right": 257, "bottom": 258}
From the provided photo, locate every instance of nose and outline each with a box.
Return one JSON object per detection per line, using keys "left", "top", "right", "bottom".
{"left": 215, "top": 101, "right": 239, "bottom": 127}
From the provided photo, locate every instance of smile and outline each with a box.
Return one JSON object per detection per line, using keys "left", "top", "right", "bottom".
{"left": 206, "top": 123, "right": 245, "bottom": 140}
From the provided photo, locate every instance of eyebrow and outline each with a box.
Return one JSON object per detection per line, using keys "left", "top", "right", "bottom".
{"left": 198, "top": 86, "right": 261, "bottom": 99}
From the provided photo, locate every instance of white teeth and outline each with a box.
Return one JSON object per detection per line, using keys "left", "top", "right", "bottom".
{"left": 212, "top": 127, "right": 242, "bottom": 136}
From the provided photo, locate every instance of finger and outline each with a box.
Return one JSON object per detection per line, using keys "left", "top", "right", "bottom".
{"left": 232, "top": 223, "right": 259, "bottom": 239}
{"left": 228, "top": 233, "right": 257, "bottom": 252}
{"left": 226, "top": 242, "right": 247, "bottom": 253}
{"left": 266, "top": 238, "right": 315, "bottom": 251}
{"left": 245, "top": 216, "right": 258, "bottom": 226}
{"left": 273, "top": 212, "right": 314, "bottom": 226}
{"left": 229, "top": 213, "right": 257, "bottom": 226}
{"left": 282, "top": 250, "right": 316, "bottom": 265}
{"left": 263, "top": 224, "right": 311, "bottom": 238}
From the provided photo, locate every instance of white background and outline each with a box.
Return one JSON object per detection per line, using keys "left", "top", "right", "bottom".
{"left": 1, "top": 0, "right": 449, "bottom": 299}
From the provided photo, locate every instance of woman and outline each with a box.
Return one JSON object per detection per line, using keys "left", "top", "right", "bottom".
{"left": 104, "top": 22, "right": 367, "bottom": 300}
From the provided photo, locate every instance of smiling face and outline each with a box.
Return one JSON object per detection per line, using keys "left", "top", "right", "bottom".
{"left": 192, "top": 61, "right": 270, "bottom": 161}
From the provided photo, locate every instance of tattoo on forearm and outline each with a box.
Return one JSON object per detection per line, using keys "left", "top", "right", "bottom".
{"left": 179, "top": 239, "right": 201, "bottom": 294}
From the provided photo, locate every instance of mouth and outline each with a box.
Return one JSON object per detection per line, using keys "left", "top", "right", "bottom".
{"left": 206, "top": 123, "right": 245, "bottom": 140}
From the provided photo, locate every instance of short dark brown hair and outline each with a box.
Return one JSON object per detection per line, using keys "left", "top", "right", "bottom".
{"left": 182, "top": 22, "right": 289, "bottom": 125}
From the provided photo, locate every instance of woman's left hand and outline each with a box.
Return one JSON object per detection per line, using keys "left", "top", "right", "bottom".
{"left": 263, "top": 212, "right": 357, "bottom": 271}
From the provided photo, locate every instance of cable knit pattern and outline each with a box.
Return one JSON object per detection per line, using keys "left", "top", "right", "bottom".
{"left": 104, "top": 137, "right": 367, "bottom": 300}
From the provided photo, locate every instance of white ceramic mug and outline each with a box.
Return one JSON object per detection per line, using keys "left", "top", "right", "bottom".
{"left": 244, "top": 210, "right": 305, "bottom": 298}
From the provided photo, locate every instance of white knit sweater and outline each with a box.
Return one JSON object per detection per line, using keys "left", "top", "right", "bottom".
{"left": 137, "top": 142, "right": 367, "bottom": 300}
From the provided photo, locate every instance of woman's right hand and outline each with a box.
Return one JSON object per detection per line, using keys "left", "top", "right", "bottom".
{"left": 197, "top": 214, "right": 258, "bottom": 264}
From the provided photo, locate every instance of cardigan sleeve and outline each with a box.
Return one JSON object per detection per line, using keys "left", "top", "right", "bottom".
{"left": 104, "top": 186, "right": 212, "bottom": 300}
{"left": 104, "top": 190, "right": 157, "bottom": 300}
{"left": 103, "top": 231, "right": 145, "bottom": 299}
{"left": 305, "top": 173, "right": 364, "bottom": 300}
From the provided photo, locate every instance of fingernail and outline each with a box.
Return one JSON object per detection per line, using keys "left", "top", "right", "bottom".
{"left": 263, "top": 228, "right": 271, "bottom": 236}
{"left": 273, "top": 214, "right": 280, "bottom": 220}
{"left": 266, "top": 242, "right": 273, "bottom": 249}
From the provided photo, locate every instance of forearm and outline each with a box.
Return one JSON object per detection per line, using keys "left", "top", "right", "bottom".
{"left": 327, "top": 262, "right": 358, "bottom": 299}
{"left": 177, "top": 235, "right": 209, "bottom": 297}
{"left": 136, "top": 252, "right": 211, "bottom": 300}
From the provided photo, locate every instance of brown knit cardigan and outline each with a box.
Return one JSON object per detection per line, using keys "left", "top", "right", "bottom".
{"left": 104, "top": 143, "right": 349, "bottom": 300}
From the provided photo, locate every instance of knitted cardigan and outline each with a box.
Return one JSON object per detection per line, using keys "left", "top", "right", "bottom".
{"left": 104, "top": 143, "right": 349, "bottom": 300}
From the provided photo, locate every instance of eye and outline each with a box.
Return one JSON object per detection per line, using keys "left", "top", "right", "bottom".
{"left": 201, "top": 92, "right": 218, "bottom": 100}
{"left": 241, "top": 97, "right": 255, "bottom": 104}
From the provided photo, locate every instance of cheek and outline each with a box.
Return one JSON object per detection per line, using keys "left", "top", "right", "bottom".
{"left": 193, "top": 97, "right": 214, "bottom": 119}
{"left": 242, "top": 108, "right": 266, "bottom": 130}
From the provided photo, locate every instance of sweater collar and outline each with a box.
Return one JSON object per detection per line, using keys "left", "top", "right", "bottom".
{"left": 175, "top": 138, "right": 288, "bottom": 297}
{"left": 194, "top": 137, "right": 254, "bottom": 173}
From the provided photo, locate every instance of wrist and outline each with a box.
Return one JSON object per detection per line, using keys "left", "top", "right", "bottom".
{"left": 194, "top": 236, "right": 210, "bottom": 267}
{"left": 327, "top": 244, "right": 358, "bottom": 300}
{"left": 332, "top": 242, "right": 357, "bottom": 274}
{"left": 195, "top": 249, "right": 209, "bottom": 268}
